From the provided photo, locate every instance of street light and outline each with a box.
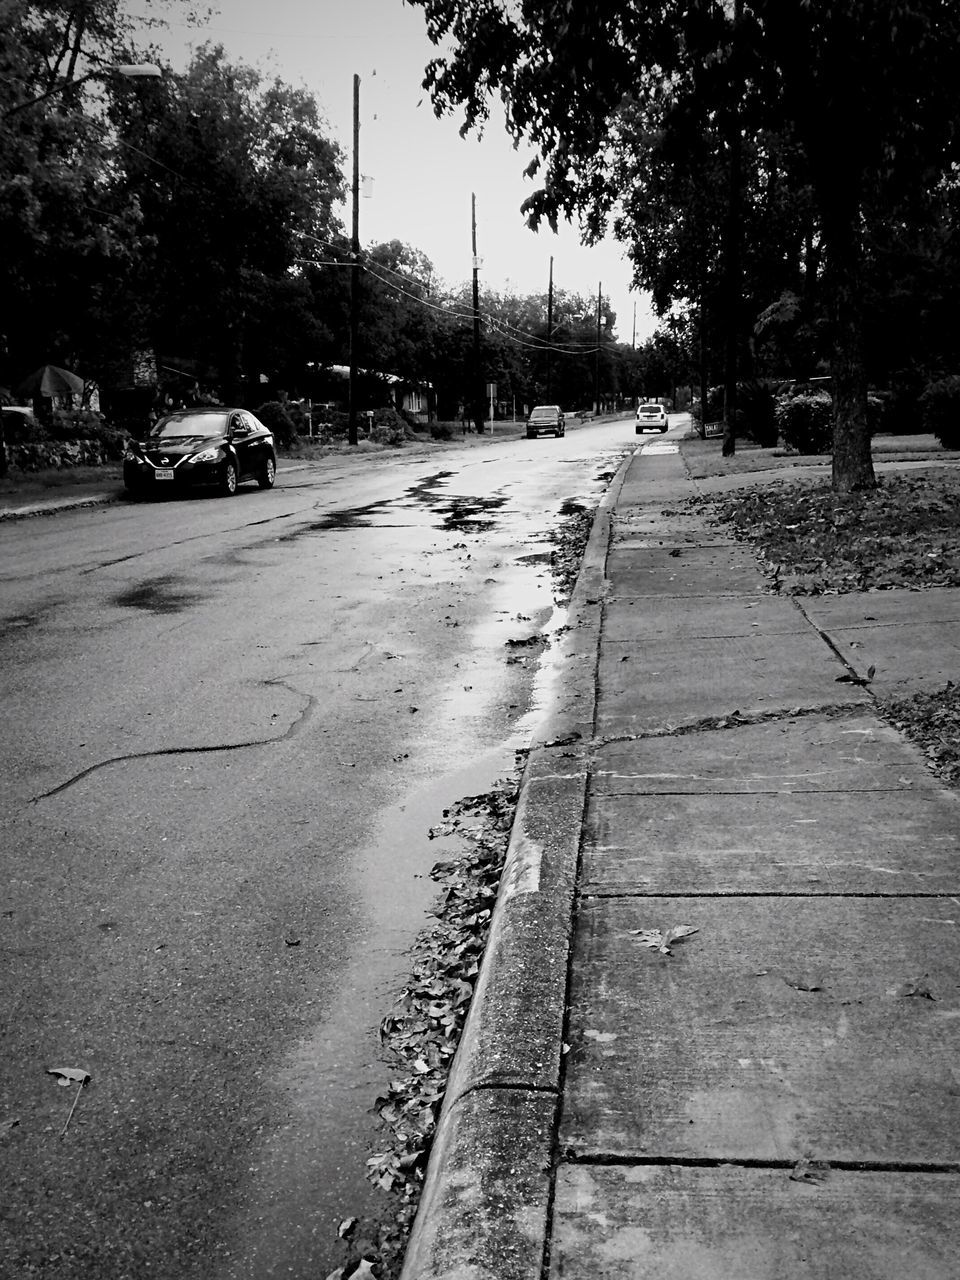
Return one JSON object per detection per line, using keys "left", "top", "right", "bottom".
{"left": 3, "top": 63, "right": 162, "bottom": 118}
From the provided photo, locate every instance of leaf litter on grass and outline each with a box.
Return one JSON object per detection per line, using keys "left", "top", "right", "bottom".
{"left": 686, "top": 470, "right": 960, "bottom": 792}
{"left": 688, "top": 470, "right": 960, "bottom": 596}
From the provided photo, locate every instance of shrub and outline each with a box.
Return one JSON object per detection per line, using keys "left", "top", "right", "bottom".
{"left": 369, "top": 408, "right": 407, "bottom": 445}
{"left": 255, "top": 400, "right": 298, "bottom": 449}
{"left": 918, "top": 376, "right": 960, "bottom": 449}
{"left": 774, "top": 390, "right": 833, "bottom": 454}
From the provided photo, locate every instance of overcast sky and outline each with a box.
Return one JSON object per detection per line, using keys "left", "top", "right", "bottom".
{"left": 127, "top": 0, "right": 658, "bottom": 344}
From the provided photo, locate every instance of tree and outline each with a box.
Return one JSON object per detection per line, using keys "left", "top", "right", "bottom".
{"left": 0, "top": 1, "right": 150, "bottom": 384}
{"left": 114, "top": 44, "right": 345, "bottom": 400}
{"left": 409, "top": 0, "right": 960, "bottom": 490}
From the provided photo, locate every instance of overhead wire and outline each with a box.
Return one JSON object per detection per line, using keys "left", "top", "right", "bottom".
{"left": 358, "top": 261, "right": 601, "bottom": 355}
{"left": 298, "top": 231, "right": 603, "bottom": 352}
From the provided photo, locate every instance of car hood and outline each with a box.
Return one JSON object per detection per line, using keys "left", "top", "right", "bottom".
{"left": 133, "top": 434, "right": 224, "bottom": 457}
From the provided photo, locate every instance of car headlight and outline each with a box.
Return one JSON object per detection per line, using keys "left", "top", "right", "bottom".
{"left": 190, "top": 447, "right": 220, "bottom": 464}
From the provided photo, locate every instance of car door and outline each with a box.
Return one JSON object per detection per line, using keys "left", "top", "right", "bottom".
{"left": 243, "top": 413, "right": 269, "bottom": 474}
{"left": 229, "top": 412, "right": 257, "bottom": 479}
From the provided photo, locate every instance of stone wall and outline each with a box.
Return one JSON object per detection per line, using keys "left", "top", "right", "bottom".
{"left": 7, "top": 439, "right": 121, "bottom": 472}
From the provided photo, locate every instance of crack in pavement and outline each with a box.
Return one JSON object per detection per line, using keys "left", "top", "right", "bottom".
{"left": 31, "top": 678, "right": 316, "bottom": 802}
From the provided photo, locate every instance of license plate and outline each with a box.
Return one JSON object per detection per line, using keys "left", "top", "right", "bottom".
{"left": 155, "top": 469, "right": 174, "bottom": 480}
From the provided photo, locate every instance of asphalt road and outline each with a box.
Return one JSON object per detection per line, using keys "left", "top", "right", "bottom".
{"left": 0, "top": 416, "right": 643, "bottom": 1279}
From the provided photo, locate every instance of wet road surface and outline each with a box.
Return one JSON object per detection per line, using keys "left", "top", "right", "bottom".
{"left": 0, "top": 419, "right": 638, "bottom": 1278}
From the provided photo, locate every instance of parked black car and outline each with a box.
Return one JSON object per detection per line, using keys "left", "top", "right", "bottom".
{"left": 123, "top": 409, "right": 276, "bottom": 498}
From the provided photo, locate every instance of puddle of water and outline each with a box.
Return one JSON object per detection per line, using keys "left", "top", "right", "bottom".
{"left": 113, "top": 575, "right": 199, "bottom": 613}
{"left": 216, "top": 743, "right": 522, "bottom": 1279}
{"left": 272, "top": 472, "right": 511, "bottom": 540}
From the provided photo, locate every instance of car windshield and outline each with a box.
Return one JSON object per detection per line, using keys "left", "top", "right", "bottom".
{"left": 150, "top": 411, "right": 229, "bottom": 439}
{"left": 639, "top": 404, "right": 661, "bottom": 412}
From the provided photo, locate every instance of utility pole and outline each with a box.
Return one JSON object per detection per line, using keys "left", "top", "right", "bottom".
{"left": 594, "top": 282, "right": 602, "bottom": 416}
{"left": 347, "top": 74, "right": 360, "bottom": 447}
{"left": 632, "top": 300, "right": 637, "bottom": 350}
{"left": 722, "top": 0, "right": 743, "bottom": 458}
{"left": 471, "top": 193, "right": 484, "bottom": 433}
{"left": 546, "top": 256, "right": 554, "bottom": 402}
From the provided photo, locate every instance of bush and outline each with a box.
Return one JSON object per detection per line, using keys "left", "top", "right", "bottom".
{"left": 774, "top": 390, "right": 833, "bottom": 454}
{"left": 255, "top": 400, "right": 298, "bottom": 449}
{"left": 918, "top": 376, "right": 960, "bottom": 449}
{"left": 367, "top": 405, "right": 408, "bottom": 445}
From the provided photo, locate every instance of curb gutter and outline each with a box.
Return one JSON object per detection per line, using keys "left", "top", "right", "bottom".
{"left": 0, "top": 463, "right": 319, "bottom": 521}
{"left": 399, "top": 451, "right": 635, "bottom": 1280}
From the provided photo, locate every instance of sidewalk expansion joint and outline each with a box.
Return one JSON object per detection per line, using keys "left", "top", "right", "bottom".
{"left": 562, "top": 1153, "right": 960, "bottom": 1175}
{"left": 590, "top": 786, "right": 937, "bottom": 797}
{"left": 592, "top": 701, "right": 872, "bottom": 748}
{"left": 582, "top": 890, "right": 960, "bottom": 900}
{"left": 791, "top": 597, "right": 884, "bottom": 693}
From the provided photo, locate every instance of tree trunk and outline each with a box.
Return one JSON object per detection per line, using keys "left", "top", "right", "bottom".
{"left": 826, "top": 230, "right": 875, "bottom": 492}
{"left": 698, "top": 306, "right": 708, "bottom": 440}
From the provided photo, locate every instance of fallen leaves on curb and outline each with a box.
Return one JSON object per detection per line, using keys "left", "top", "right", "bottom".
{"left": 631, "top": 925, "right": 699, "bottom": 955}
{"left": 332, "top": 769, "right": 522, "bottom": 1279}
{"left": 548, "top": 501, "right": 595, "bottom": 602}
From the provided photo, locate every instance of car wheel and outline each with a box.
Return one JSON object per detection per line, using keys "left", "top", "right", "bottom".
{"left": 258, "top": 456, "right": 276, "bottom": 489}
{"left": 660, "top": 425, "right": 668, "bottom": 433}
{"left": 220, "top": 460, "right": 238, "bottom": 497}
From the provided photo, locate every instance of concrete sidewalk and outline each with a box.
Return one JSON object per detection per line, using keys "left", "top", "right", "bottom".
{"left": 402, "top": 443, "right": 960, "bottom": 1278}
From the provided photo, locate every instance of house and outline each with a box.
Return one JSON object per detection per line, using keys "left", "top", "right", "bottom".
{"left": 315, "top": 364, "right": 433, "bottom": 424}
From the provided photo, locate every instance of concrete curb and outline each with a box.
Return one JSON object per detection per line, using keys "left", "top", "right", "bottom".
{"left": 399, "top": 451, "right": 636, "bottom": 1280}
{"left": 0, "top": 491, "right": 123, "bottom": 520}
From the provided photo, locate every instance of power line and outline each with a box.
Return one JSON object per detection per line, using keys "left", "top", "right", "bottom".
{"left": 361, "top": 264, "right": 601, "bottom": 356}
{"left": 297, "top": 231, "right": 604, "bottom": 353}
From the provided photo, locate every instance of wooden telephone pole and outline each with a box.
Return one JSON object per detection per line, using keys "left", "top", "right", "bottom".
{"left": 594, "top": 282, "right": 602, "bottom": 415}
{"left": 546, "top": 256, "right": 554, "bottom": 401}
{"left": 347, "top": 74, "right": 360, "bottom": 447}
{"left": 471, "top": 193, "right": 484, "bottom": 432}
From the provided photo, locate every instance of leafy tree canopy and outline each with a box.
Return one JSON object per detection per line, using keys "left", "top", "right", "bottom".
{"left": 409, "top": 0, "right": 960, "bottom": 488}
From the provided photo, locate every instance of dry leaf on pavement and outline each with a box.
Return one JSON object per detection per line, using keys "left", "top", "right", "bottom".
{"left": 46, "top": 1066, "right": 90, "bottom": 1087}
{"left": 789, "top": 1158, "right": 830, "bottom": 1184}
{"left": 631, "top": 925, "right": 699, "bottom": 955}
